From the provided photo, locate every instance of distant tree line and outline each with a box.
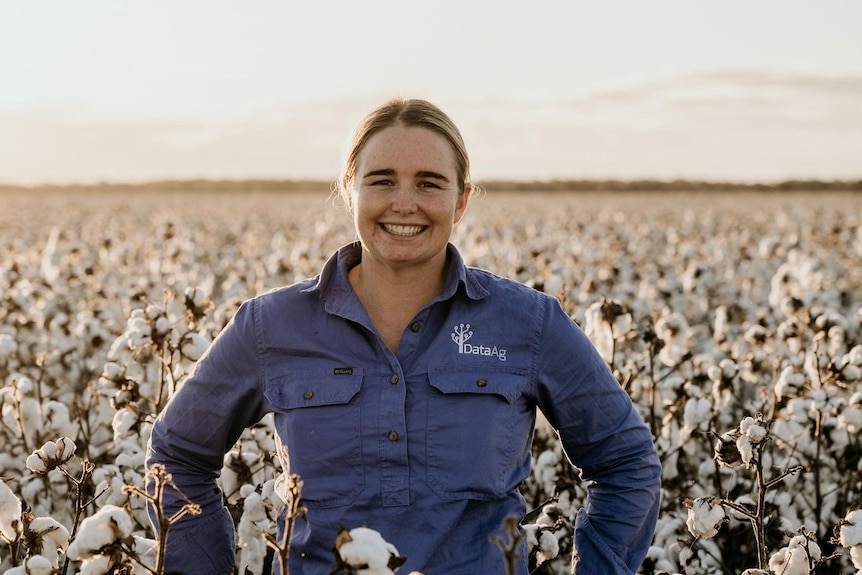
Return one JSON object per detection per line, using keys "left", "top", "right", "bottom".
{"left": 477, "top": 178, "right": 862, "bottom": 192}
{"left": 1, "top": 178, "right": 860, "bottom": 194}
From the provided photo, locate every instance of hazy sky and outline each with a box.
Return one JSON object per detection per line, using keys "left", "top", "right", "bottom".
{"left": 1, "top": 0, "right": 860, "bottom": 184}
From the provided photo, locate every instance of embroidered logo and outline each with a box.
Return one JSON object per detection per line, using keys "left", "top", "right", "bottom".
{"left": 451, "top": 323, "right": 507, "bottom": 361}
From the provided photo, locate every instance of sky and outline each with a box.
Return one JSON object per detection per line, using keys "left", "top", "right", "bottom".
{"left": 1, "top": 0, "right": 860, "bottom": 185}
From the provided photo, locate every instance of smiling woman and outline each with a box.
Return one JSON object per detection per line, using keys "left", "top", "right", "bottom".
{"left": 345, "top": 124, "right": 471, "bottom": 349}
{"left": 146, "top": 97, "right": 662, "bottom": 575}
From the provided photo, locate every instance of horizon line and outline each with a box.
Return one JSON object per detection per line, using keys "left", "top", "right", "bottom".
{"left": 2, "top": 176, "right": 861, "bottom": 193}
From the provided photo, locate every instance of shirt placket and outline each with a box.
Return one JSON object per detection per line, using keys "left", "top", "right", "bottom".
{"left": 377, "top": 308, "right": 430, "bottom": 507}
{"left": 378, "top": 358, "right": 409, "bottom": 506}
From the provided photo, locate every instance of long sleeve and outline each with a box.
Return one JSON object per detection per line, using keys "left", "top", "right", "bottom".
{"left": 535, "top": 298, "right": 661, "bottom": 575}
{"left": 146, "top": 300, "right": 267, "bottom": 575}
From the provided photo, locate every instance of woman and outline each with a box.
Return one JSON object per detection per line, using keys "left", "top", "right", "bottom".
{"left": 146, "top": 98, "right": 661, "bottom": 574}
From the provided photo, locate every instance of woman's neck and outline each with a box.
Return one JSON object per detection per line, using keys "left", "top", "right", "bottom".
{"left": 348, "top": 256, "right": 448, "bottom": 352}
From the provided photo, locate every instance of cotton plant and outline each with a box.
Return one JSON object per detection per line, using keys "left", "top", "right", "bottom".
{"left": 236, "top": 485, "right": 270, "bottom": 575}
{"left": 584, "top": 297, "right": 633, "bottom": 367}
{"left": 683, "top": 414, "right": 822, "bottom": 572}
{"left": 103, "top": 288, "right": 213, "bottom": 415}
{"left": 17, "top": 517, "right": 71, "bottom": 569}
{"left": 522, "top": 502, "right": 566, "bottom": 570}
{"left": 0, "top": 373, "right": 42, "bottom": 455}
{"left": 3, "top": 433, "right": 159, "bottom": 573}
{"left": 653, "top": 312, "right": 691, "bottom": 368}
{"left": 4, "top": 188, "right": 862, "bottom": 574}
{"left": 679, "top": 385, "right": 712, "bottom": 443}
{"left": 1, "top": 456, "right": 71, "bottom": 570}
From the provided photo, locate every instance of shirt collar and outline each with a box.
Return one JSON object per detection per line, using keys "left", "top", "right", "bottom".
{"left": 302, "top": 242, "right": 489, "bottom": 308}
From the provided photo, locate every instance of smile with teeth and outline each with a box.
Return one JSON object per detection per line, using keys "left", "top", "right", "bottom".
{"left": 382, "top": 223, "right": 426, "bottom": 236}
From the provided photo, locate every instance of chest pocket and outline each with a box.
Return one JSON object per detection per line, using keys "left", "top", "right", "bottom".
{"left": 264, "top": 370, "right": 364, "bottom": 508}
{"left": 425, "top": 366, "right": 534, "bottom": 501}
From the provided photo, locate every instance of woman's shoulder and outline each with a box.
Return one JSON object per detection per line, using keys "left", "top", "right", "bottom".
{"left": 240, "top": 276, "right": 321, "bottom": 312}
{"left": 465, "top": 265, "right": 554, "bottom": 302}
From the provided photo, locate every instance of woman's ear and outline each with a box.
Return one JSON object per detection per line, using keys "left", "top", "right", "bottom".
{"left": 453, "top": 184, "right": 472, "bottom": 225}
{"left": 343, "top": 178, "right": 355, "bottom": 216}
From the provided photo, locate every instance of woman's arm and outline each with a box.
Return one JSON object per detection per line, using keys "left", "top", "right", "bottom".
{"left": 146, "top": 299, "right": 267, "bottom": 575}
{"left": 535, "top": 298, "right": 661, "bottom": 575}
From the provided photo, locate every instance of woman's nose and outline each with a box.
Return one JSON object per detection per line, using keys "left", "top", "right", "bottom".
{"left": 391, "top": 184, "right": 417, "bottom": 213}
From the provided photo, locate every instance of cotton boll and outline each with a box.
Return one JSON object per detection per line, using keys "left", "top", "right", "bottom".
{"left": 335, "top": 527, "right": 406, "bottom": 575}
{"left": 0, "top": 333, "right": 16, "bottom": 364}
{"left": 681, "top": 396, "right": 712, "bottom": 442}
{"left": 26, "top": 452, "right": 49, "bottom": 474}
{"left": 42, "top": 401, "right": 75, "bottom": 438}
{"left": 645, "top": 545, "right": 677, "bottom": 573}
{"left": 77, "top": 554, "right": 113, "bottom": 575}
{"left": 237, "top": 488, "right": 268, "bottom": 575}
{"left": 536, "top": 529, "right": 560, "bottom": 564}
{"left": 739, "top": 416, "right": 768, "bottom": 444}
{"left": 179, "top": 332, "right": 210, "bottom": 361}
{"left": 839, "top": 509, "right": 862, "bottom": 547}
{"left": 3, "top": 555, "right": 55, "bottom": 575}
{"left": 67, "top": 504, "right": 133, "bottom": 559}
{"left": 522, "top": 523, "right": 539, "bottom": 548}
{"left": 685, "top": 497, "right": 726, "bottom": 538}
{"left": 112, "top": 408, "right": 139, "bottom": 443}
{"left": 713, "top": 431, "right": 744, "bottom": 468}
{"left": 534, "top": 449, "right": 560, "bottom": 494}
{"left": 0, "top": 479, "right": 22, "bottom": 542}
{"left": 17, "top": 396, "right": 42, "bottom": 448}
{"left": 132, "top": 536, "right": 158, "bottom": 575}
{"left": 28, "top": 516, "right": 70, "bottom": 567}
{"left": 153, "top": 314, "right": 172, "bottom": 337}
{"left": 184, "top": 286, "right": 210, "bottom": 316}
{"left": 584, "top": 302, "right": 614, "bottom": 364}
{"left": 774, "top": 366, "right": 807, "bottom": 401}
{"left": 768, "top": 535, "right": 821, "bottom": 575}
{"left": 105, "top": 333, "right": 131, "bottom": 362}
{"left": 655, "top": 312, "right": 690, "bottom": 367}
{"left": 27, "top": 437, "right": 77, "bottom": 474}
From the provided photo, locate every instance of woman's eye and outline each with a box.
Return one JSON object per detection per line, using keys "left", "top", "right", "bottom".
{"left": 370, "top": 179, "right": 393, "bottom": 186}
{"left": 418, "top": 181, "right": 441, "bottom": 189}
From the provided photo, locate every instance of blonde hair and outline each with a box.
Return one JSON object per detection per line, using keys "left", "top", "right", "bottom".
{"left": 337, "top": 98, "right": 472, "bottom": 202}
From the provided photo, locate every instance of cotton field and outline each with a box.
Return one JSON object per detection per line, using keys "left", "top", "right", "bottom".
{"left": 1, "top": 187, "right": 861, "bottom": 574}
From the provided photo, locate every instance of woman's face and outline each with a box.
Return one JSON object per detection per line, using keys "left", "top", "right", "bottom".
{"left": 346, "top": 124, "right": 470, "bottom": 274}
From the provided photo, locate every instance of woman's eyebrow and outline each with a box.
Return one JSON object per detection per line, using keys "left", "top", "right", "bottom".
{"left": 362, "top": 168, "right": 396, "bottom": 178}
{"left": 362, "top": 168, "right": 450, "bottom": 183}
{"left": 416, "top": 171, "right": 450, "bottom": 182}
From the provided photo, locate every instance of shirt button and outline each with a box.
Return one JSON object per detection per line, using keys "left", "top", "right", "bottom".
{"left": 411, "top": 322, "right": 421, "bottom": 332}
{"left": 390, "top": 374, "right": 399, "bottom": 384}
{"left": 388, "top": 430, "right": 399, "bottom": 442}
{"left": 303, "top": 390, "right": 314, "bottom": 399}
{"left": 476, "top": 378, "right": 487, "bottom": 387}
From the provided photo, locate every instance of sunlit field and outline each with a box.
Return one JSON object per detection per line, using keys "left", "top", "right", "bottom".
{"left": 1, "top": 187, "right": 861, "bottom": 574}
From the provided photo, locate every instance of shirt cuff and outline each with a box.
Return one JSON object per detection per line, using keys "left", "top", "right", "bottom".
{"left": 572, "top": 508, "right": 636, "bottom": 575}
{"left": 162, "top": 505, "right": 235, "bottom": 575}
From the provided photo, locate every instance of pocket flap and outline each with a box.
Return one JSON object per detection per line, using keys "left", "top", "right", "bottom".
{"left": 428, "top": 366, "right": 528, "bottom": 403}
{"left": 265, "top": 370, "right": 362, "bottom": 409}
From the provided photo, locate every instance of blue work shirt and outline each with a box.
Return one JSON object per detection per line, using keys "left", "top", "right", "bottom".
{"left": 146, "top": 242, "right": 661, "bottom": 575}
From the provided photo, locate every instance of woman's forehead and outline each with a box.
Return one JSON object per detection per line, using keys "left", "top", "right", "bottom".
{"left": 358, "top": 125, "right": 458, "bottom": 173}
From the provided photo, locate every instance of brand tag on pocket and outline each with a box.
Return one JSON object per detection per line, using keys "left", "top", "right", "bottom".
{"left": 333, "top": 367, "right": 353, "bottom": 375}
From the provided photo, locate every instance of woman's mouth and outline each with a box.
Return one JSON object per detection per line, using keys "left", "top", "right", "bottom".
{"left": 381, "top": 223, "right": 426, "bottom": 236}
